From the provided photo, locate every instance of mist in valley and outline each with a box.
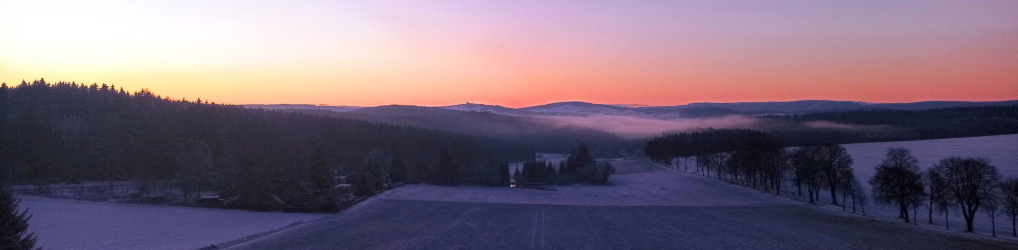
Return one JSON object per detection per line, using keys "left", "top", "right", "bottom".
{"left": 540, "top": 114, "right": 882, "bottom": 139}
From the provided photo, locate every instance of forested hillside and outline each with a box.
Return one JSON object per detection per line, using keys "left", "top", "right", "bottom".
{"left": 282, "top": 105, "right": 642, "bottom": 157}
{"left": 645, "top": 105, "right": 1018, "bottom": 162}
{"left": 0, "top": 79, "right": 533, "bottom": 211}
{"left": 781, "top": 106, "right": 1018, "bottom": 141}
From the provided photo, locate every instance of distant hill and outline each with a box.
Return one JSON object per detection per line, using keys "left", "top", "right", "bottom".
{"left": 655, "top": 100, "right": 1018, "bottom": 115}
{"left": 245, "top": 104, "right": 361, "bottom": 113}
{"left": 250, "top": 100, "right": 1018, "bottom": 119}
{"left": 310, "top": 105, "right": 638, "bottom": 156}
{"left": 868, "top": 100, "right": 1018, "bottom": 110}
{"left": 521, "top": 101, "right": 646, "bottom": 116}
{"left": 678, "top": 100, "right": 866, "bottom": 114}
{"left": 250, "top": 99, "right": 1018, "bottom": 152}
{"left": 443, "top": 103, "right": 538, "bottom": 116}
{"left": 458, "top": 100, "right": 1018, "bottom": 118}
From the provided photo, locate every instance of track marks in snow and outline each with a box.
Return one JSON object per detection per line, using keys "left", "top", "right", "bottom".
{"left": 232, "top": 157, "right": 1018, "bottom": 250}
{"left": 529, "top": 208, "right": 547, "bottom": 249}
{"left": 411, "top": 207, "right": 481, "bottom": 250}
{"left": 383, "top": 159, "right": 780, "bottom": 207}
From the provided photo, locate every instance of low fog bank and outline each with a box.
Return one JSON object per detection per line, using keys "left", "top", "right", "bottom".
{"left": 541, "top": 114, "right": 883, "bottom": 139}
{"left": 541, "top": 115, "right": 761, "bottom": 138}
{"left": 801, "top": 121, "right": 891, "bottom": 130}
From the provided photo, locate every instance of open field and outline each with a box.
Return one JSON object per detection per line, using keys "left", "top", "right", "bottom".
{"left": 842, "top": 134, "right": 1018, "bottom": 236}
{"left": 19, "top": 196, "right": 328, "bottom": 250}
{"left": 844, "top": 134, "right": 1018, "bottom": 182}
{"left": 233, "top": 159, "right": 1018, "bottom": 250}
{"left": 670, "top": 135, "right": 1018, "bottom": 237}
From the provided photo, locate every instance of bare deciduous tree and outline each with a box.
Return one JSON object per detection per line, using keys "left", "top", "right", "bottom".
{"left": 791, "top": 147, "right": 825, "bottom": 203}
{"left": 926, "top": 169, "right": 949, "bottom": 225}
{"left": 932, "top": 157, "right": 1001, "bottom": 233}
{"left": 839, "top": 168, "right": 858, "bottom": 211}
{"left": 1000, "top": 178, "right": 1018, "bottom": 237}
{"left": 817, "top": 145, "right": 853, "bottom": 205}
{"left": 984, "top": 189, "right": 1002, "bottom": 237}
{"left": 849, "top": 178, "right": 865, "bottom": 214}
{"left": 869, "top": 148, "right": 925, "bottom": 223}
{"left": 855, "top": 186, "right": 870, "bottom": 215}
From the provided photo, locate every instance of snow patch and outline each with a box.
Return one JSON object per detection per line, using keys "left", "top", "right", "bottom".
{"left": 19, "top": 196, "right": 328, "bottom": 250}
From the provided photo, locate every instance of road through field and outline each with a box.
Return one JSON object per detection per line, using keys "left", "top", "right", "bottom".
{"left": 232, "top": 159, "right": 1018, "bottom": 250}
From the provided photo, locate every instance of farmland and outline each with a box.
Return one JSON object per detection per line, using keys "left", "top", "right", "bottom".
{"left": 842, "top": 134, "right": 1018, "bottom": 236}
{"left": 232, "top": 159, "right": 1017, "bottom": 250}
{"left": 16, "top": 136, "right": 1016, "bottom": 250}
{"left": 19, "top": 196, "right": 328, "bottom": 250}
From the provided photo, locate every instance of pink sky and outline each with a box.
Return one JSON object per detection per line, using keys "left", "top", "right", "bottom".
{"left": 1, "top": 0, "right": 1016, "bottom": 107}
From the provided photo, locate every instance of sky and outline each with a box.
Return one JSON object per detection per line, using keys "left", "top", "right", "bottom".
{"left": 1, "top": 0, "right": 1016, "bottom": 108}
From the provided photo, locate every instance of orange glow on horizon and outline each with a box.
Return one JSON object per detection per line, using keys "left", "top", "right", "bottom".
{"left": 1, "top": 1, "right": 1016, "bottom": 108}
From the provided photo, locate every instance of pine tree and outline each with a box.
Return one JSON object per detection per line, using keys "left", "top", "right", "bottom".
{"left": 176, "top": 140, "right": 213, "bottom": 203}
{"left": 566, "top": 145, "right": 593, "bottom": 175}
{"left": 499, "top": 163, "right": 510, "bottom": 186}
{"left": 308, "top": 149, "right": 338, "bottom": 212}
{"left": 370, "top": 159, "right": 385, "bottom": 190}
{"left": 354, "top": 160, "right": 377, "bottom": 196}
{"left": 1, "top": 183, "right": 39, "bottom": 250}
{"left": 309, "top": 148, "right": 335, "bottom": 196}
{"left": 434, "top": 147, "right": 459, "bottom": 186}
{"left": 389, "top": 152, "right": 408, "bottom": 184}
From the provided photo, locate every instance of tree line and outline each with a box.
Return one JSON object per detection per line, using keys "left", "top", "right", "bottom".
{"left": 870, "top": 149, "right": 1017, "bottom": 237}
{"left": 681, "top": 134, "right": 865, "bottom": 211}
{"left": 775, "top": 105, "right": 1018, "bottom": 145}
{"left": 0, "top": 79, "right": 534, "bottom": 212}
{"left": 513, "top": 145, "right": 616, "bottom": 186}
{"left": 647, "top": 129, "right": 1018, "bottom": 236}
{"left": 646, "top": 105, "right": 1018, "bottom": 163}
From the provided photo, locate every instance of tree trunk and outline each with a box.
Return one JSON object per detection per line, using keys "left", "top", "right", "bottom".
{"left": 945, "top": 209, "right": 950, "bottom": 230}
{"left": 992, "top": 217, "right": 997, "bottom": 237}
{"left": 830, "top": 188, "right": 838, "bottom": 205}
{"left": 807, "top": 184, "right": 814, "bottom": 203}
{"left": 902, "top": 206, "right": 910, "bottom": 223}
{"left": 964, "top": 210, "right": 975, "bottom": 232}
{"left": 928, "top": 199, "right": 934, "bottom": 224}
{"left": 842, "top": 194, "right": 846, "bottom": 211}
{"left": 851, "top": 193, "right": 856, "bottom": 213}
{"left": 1012, "top": 217, "right": 1015, "bottom": 237}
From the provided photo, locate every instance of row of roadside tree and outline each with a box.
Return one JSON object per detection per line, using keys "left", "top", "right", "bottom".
{"left": 648, "top": 129, "right": 1015, "bottom": 237}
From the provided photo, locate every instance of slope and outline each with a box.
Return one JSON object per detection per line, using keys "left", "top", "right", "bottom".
{"left": 232, "top": 159, "right": 1017, "bottom": 250}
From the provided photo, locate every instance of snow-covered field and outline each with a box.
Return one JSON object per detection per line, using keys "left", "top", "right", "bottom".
{"left": 671, "top": 135, "right": 1018, "bottom": 237}
{"left": 844, "top": 134, "right": 1018, "bottom": 182}
{"left": 842, "top": 134, "right": 1018, "bottom": 236}
{"left": 20, "top": 134, "right": 1016, "bottom": 250}
{"left": 19, "top": 196, "right": 328, "bottom": 250}
{"left": 234, "top": 159, "right": 1016, "bottom": 250}
{"left": 387, "top": 159, "right": 778, "bottom": 207}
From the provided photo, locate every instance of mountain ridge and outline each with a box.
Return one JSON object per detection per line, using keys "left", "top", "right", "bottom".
{"left": 245, "top": 99, "right": 1018, "bottom": 118}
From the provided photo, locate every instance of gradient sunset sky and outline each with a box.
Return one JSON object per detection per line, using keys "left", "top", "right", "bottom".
{"left": 1, "top": 1, "right": 1016, "bottom": 108}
